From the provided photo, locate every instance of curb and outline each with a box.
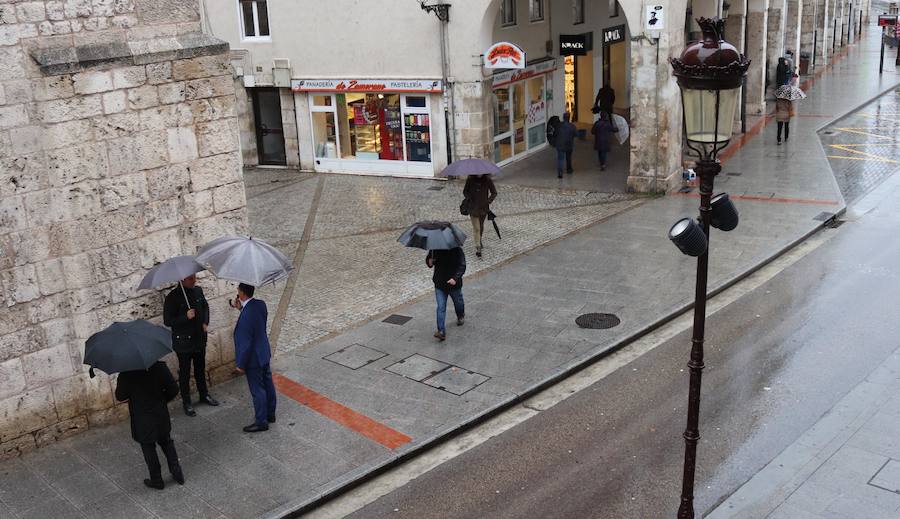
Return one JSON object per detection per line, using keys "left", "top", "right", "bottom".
{"left": 268, "top": 203, "right": 845, "bottom": 519}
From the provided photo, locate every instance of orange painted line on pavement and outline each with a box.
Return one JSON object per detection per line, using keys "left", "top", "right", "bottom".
{"left": 272, "top": 372, "right": 412, "bottom": 450}
{"left": 670, "top": 191, "right": 840, "bottom": 206}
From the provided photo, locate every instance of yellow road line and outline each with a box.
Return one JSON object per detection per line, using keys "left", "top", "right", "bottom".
{"left": 826, "top": 155, "right": 898, "bottom": 163}
{"left": 828, "top": 144, "right": 898, "bottom": 162}
{"left": 832, "top": 128, "right": 899, "bottom": 141}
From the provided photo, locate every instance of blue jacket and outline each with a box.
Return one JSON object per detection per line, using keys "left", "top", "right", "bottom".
{"left": 233, "top": 299, "right": 271, "bottom": 370}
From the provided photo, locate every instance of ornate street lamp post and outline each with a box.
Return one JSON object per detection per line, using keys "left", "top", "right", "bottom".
{"left": 668, "top": 17, "right": 749, "bottom": 519}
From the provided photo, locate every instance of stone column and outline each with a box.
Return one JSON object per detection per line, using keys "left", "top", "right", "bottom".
{"left": 627, "top": 26, "right": 687, "bottom": 193}
{"left": 689, "top": 0, "right": 721, "bottom": 39}
{"left": 746, "top": 0, "right": 770, "bottom": 115}
{"left": 279, "top": 88, "right": 299, "bottom": 168}
{"left": 800, "top": 0, "right": 818, "bottom": 66}
{"left": 785, "top": 0, "right": 804, "bottom": 57}
{"left": 451, "top": 81, "right": 493, "bottom": 160}
{"left": 724, "top": 4, "right": 747, "bottom": 130}
{"left": 767, "top": 0, "right": 787, "bottom": 92}
{"left": 816, "top": 0, "right": 830, "bottom": 66}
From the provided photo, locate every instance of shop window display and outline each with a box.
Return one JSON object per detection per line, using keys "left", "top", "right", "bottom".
{"left": 512, "top": 83, "right": 526, "bottom": 154}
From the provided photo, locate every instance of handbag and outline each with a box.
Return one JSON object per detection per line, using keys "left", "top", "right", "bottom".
{"left": 459, "top": 198, "right": 470, "bottom": 216}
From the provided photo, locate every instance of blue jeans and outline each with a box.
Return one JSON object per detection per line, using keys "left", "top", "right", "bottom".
{"left": 245, "top": 363, "right": 277, "bottom": 426}
{"left": 435, "top": 286, "right": 464, "bottom": 334}
{"left": 556, "top": 149, "right": 573, "bottom": 175}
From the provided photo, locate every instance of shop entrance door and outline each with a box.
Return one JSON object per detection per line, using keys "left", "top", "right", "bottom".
{"left": 603, "top": 41, "right": 627, "bottom": 117}
{"left": 564, "top": 52, "right": 595, "bottom": 126}
{"left": 251, "top": 88, "right": 287, "bottom": 166}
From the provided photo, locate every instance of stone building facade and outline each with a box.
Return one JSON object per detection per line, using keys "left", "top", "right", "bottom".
{"left": 0, "top": 0, "right": 246, "bottom": 458}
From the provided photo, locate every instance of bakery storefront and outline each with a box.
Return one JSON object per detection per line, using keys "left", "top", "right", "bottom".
{"left": 491, "top": 59, "right": 555, "bottom": 165}
{"left": 292, "top": 79, "right": 443, "bottom": 177}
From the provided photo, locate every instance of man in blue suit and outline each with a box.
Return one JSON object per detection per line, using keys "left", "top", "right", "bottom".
{"left": 231, "top": 283, "right": 276, "bottom": 432}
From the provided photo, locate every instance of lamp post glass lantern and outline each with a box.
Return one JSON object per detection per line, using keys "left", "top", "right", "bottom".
{"left": 668, "top": 17, "right": 749, "bottom": 519}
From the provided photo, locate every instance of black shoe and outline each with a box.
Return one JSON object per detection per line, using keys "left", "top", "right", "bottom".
{"left": 170, "top": 466, "right": 185, "bottom": 485}
{"left": 199, "top": 395, "right": 219, "bottom": 406}
{"left": 557, "top": 173, "right": 563, "bottom": 178}
{"left": 267, "top": 415, "right": 276, "bottom": 423}
{"left": 144, "top": 478, "right": 165, "bottom": 490}
{"left": 476, "top": 250, "right": 482, "bottom": 258}
{"left": 567, "top": 170, "right": 574, "bottom": 175}
{"left": 456, "top": 317, "right": 465, "bottom": 326}
{"left": 243, "top": 423, "right": 269, "bottom": 433}
{"left": 183, "top": 404, "right": 196, "bottom": 417}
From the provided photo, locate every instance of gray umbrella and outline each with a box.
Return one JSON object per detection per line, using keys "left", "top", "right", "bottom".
{"left": 398, "top": 221, "right": 467, "bottom": 250}
{"left": 440, "top": 158, "right": 502, "bottom": 177}
{"left": 84, "top": 320, "right": 173, "bottom": 377}
{"left": 137, "top": 255, "right": 204, "bottom": 306}
{"left": 195, "top": 235, "right": 293, "bottom": 287}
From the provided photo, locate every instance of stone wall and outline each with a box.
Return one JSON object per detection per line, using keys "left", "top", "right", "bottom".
{"left": 0, "top": 0, "right": 245, "bottom": 458}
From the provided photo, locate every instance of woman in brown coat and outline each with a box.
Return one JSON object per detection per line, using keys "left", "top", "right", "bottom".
{"left": 775, "top": 97, "right": 794, "bottom": 145}
{"left": 463, "top": 174, "right": 497, "bottom": 258}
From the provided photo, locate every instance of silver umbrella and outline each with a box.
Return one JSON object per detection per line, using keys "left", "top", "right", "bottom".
{"left": 137, "top": 255, "right": 204, "bottom": 305}
{"left": 195, "top": 235, "right": 293, "bottom": 287}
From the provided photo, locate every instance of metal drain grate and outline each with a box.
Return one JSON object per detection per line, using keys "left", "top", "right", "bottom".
{"left": 725, "top": 172, "right": 742, "bottom": 176}
{"left": 382, "top": 314, "right": 413, "bottom": 325}
{"left": 575, "top": 313, "right": 621, "bottom": 329}
{"left": 427, "top": 186, "right": 445, "bottom": 191}
{"left": 826, "top": 219, "right": 845, "bottom": 228}
{"left": 813, "top": 211, "right": 835, "bottom": 222}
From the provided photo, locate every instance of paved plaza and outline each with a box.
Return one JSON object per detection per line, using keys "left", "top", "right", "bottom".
{"left": 0, "top": 25, "right": 898, "bottom": 519}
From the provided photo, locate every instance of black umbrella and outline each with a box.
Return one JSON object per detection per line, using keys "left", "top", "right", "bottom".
{"left": 487, "top": 210, "right": 501, "bottom": 239}
{"left": 84, "top": 320, "right": 172, "bottom": 377}
{"left": 398, "top": 221, "right": 467, "bottom": 250}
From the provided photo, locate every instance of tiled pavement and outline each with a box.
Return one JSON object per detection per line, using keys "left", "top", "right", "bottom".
{"left": 2, "top": 25, "right": 899, "bottom": 519}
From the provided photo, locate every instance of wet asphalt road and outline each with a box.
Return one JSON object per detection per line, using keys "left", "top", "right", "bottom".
{"left": 346, "top": 171, "right": 900, "bottom": 517}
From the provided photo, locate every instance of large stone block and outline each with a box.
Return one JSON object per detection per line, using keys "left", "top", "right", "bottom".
{"left": 94, "top": 292, "right": 162, "bottom": 323}
{"left": 99, "top": 170, "right": 148, "bottom": 209}
{"left": 0, "top": 434, "right": 36, "bottom": 461}
{"left": 15, "top": 2, "right": 46, "bottom": 23}
{"left": 196, "top": 118, "right": 238, "bottom": 157}
{"left": 31, "top": 75, "right": 75, "bottom": 101}
{"left": 0, "top": 154, "right": 47, "bottom": 198}
{"left": 0, "top": 194, "right": 27, "bottom": 232}
{"left": 188, "top": 151, "right": 241, "bottom": 191}
{"left": 22, "top": 343, "right": 74, "bottom": 388}
{"left": 36, "top": 258, "right": 66, "bottom": 296}
{"left": 60, "top": 252, "right": 94, "bottom": 290}
{"left": 145, "top": 61, "right": 172, "bottom": 84}
{"left": 106, "top": 130, "right": 167, "bottom": 174}
{"left": 0, "top": 386, "right": 57, "bottom": 443}
{"left": 136, "top": 0, "right": 198, "bottom": 24}
{"left": 39, "top": 317, "right": 73, "bottom": 347}
{"left": 181, "top": 188, "right": 212, "bottom": 219}
{"left": 56, "top": 180, "right": 103, "bottom": 220}
{"left": 127, "top": 84, "right": 158, "bottom": 109}
{"left": 188, "top": 95, "right": 236, "bottom": 122}
{"left": 67, "top": 283, "right": 112, "bottom": 314}
{"left": 184, "top": 209, "right": 247, "bottom": 246}
{"left": 139, "top": 227, "right": 181, "bottom": 268}
{"left": 91, "top": 112, "right": 141, "bottom": 140}
{"left": 88, "top": 240, "right": 142, "bottom": 282}
{"left": 0, "top": 359, "right": 26, "bottom": 401}
{"left": 41, "top": 119, "right": 95, "bottom": 151}
{"left": 1, "top": 264, "right": 40, "bottom": 306}
{"left": 35, "top": 95, "right": 104, "bottom": 124}
{"left": 0, "top": 326, "right": 46, "bottom": 363}
{"left": 212, "top": 181, "right": 245, "bottom": 214}
{"left": 166, "top": 126, "right": 197, "bottom": 163}
{"left": 171, "top": 54, "right": 229, "bottom": 81}
{"left": 46, "top": 141, "right": 108, "bottom": 186}
{"left": 86, "top": 403, "right": 128, "bottom": 427}
{"left": 157, "top": 80, "right": 185, "bottom": 104}
{"left": 112, "top": 66, "right": 146, "bottom": 89}
{"left": 145, "top": 163, "right": 190, "bottom": 200}
{"left": 72, "top": 70, "right": 114, "bottom": 95}
{"left": 101, "top": 90, "right": 127, "bottom": 114}
{"left": 144, "top": 197, "right": 181, "bottom": 232}
{"left": 0, "top": 47, "right": 26, "bottom": 82}
{"left": 34, "top": 415, "right": 88, "bottom": 447}
{"left": 184, "top": 75, "right": 234, "bottom": 101}
{"left": 27, "top": 292, "right": 70, "bottom": 325}
{"left": 0, "top": 104, "right": 29, "bottom": 129}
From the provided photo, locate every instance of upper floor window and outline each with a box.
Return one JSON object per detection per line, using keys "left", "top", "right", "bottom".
{"left": 572, "top": 0, "right": 585, "bottom": 25}
{"left": 501, "top": 0, "right": 517, "bottom": 26}
{"left": 530, "top": 0, "right": 544, "bottom": 22}
{"left": 609, "top": 0, "right": 619, "bottom": 18}
{"left": 240, "top": 0, "right": 270, "bottom": 39}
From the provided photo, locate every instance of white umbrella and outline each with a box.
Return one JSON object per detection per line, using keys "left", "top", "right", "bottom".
{"left": 195, "top": 235, "right": 293, "bottom": 287}
{"left": 612, "top": 114, "right": 630, "bottom": 145}
{"left": 775, "top": 84, "right": 806, "bottom": 101}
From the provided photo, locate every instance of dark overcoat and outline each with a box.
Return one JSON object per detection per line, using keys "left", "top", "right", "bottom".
{"left": 463, "top": 176, "right": 497, "bottom": 218}
{"left": 163, "top": 285, "right": 209, "bottom": 353}
{"left": 115, "top": 361, "right": 179, "bottom": 444}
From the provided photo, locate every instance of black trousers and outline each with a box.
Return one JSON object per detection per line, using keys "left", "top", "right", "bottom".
{"left": 176, "top": 349, "right": 207, "bottom": 405}
{"left": 777, "top": 121, "right": 790, "bottom": 141}
{"left": 141, "top": 439, "right": 179, "bottom": 480}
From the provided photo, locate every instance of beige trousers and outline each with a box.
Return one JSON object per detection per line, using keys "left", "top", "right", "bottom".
{"left": 470, "top": 215, "right": 485, "bottom": 251}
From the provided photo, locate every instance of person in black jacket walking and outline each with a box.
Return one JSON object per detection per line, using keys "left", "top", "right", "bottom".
{"left": 115, "top": 361, "right": 184, "bottom": 490}
{"left": 426, "top": 247, "right": 466, "bottom": 341}
{"left": 163, "top": 274, "right": 219, "bottom": 417}
{"left": 553, "top": 112, "right": 577, "bottom": 178}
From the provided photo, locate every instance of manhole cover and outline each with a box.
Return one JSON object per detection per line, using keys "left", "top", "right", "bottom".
{"left": 423, "top": 366, "right": 490, "bottom": 395}
{"left": 323, "top": 344, "right": 387, "bottom": 370}
{"left": 385, "top": 354, "right": 449, "bottom": 381}
{"left": 382, "top": 314, "right": 413, "bottom": 325}
{"left": 575, "top": 313, "right": 621, "bottom": 329}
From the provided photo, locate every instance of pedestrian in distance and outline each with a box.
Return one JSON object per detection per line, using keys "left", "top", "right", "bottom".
{"left": 775, "top": 57, "right": 791, "bottom": 87}
{"left": 553, "top": 112, "right": 577, "bottom": 178}
{"left": 230, "top": 283, "right": 277, "bottom": 432}
{"left": 775, "top": 73, "right": 799, "bottom": 145}
{"left": 426, "top": 247, "right": 466, "bottom": 341}
{"left": 591, "top": 111, "right": 619, "bottom": 171}
{"left": 463, "top": 174, "right": 497, "bottom": 259}
{"left": 593, "top": 84, "right": 616, "bottom": 121}
{"left": 115, "top": 361, "right": 185, "bottom": 490}
{"left": 163, "top": 274, "right": 219, "bottom": 417}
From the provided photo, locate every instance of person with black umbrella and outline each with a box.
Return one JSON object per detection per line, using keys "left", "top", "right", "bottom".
{"left": 115, "top": 361, "right": 184, "bottom": 490}
{"left": 427, "top": 246, "right": 466, "bottom": 342}
{"left": 163, "top": 273, "right": 219, "bottom": 417}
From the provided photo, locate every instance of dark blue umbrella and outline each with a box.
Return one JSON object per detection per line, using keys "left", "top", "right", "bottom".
{"left": 398, "top": 221, "right": 467, "bottom": 250}
{"left": 440, "top": 158, "right": 502, "bottom": 177}
{"left": 84, "top": 320, "right": 172, "bottom": 376}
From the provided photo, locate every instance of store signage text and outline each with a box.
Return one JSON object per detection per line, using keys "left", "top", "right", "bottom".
{"left": 603, "top": 25, "right": 626, "bottom": 45}
{"left": 291, "top": 79, "right": 442, "bottom": 93}
{"left": 484, "top": 42, "right": 526, "bottom": 69}
{"left": 492, "top": 59, "right": 556, "bottom": 88}
{"left": 559, "top": 34, "right": 588, "bottom": 56}
{"left": 878, "top": 14, "right": 898, "bottom": 26}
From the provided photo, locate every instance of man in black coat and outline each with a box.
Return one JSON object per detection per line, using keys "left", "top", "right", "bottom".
{"left": 553, "top": 112, "right": 577, "bottom": 178}
{"left": 426, "top": 247, "right": 466, "bottom": 341}
{"left": 163, "top": 274, "right": 219, "bottom": 416}
{"left": 115, "top": 361, "right": 184, "bottom": 490}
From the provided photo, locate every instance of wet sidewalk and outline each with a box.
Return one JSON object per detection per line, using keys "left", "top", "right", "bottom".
{"left": 2, "top": 25, "right": 899, "bottom": 519}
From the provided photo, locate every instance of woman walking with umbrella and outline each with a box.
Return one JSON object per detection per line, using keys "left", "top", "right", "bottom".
{"left": 463, "top": 174, "right": 497, "bottom": 258}
{"left": 774, "top": 74, "right": 805, "bottom": 145}
{"left": 398, "top": 222, "right": 467, "bottom": 341}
